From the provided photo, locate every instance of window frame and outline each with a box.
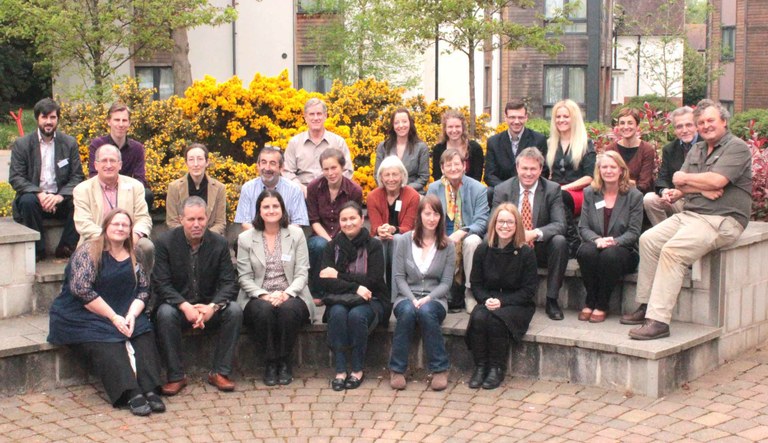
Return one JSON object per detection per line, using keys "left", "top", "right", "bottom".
{"left": 134, "top": 66, "right": 174, "bottom": 100}
{"left": 544, "top": 0, "right": 587, "bottom": 34}
{"left": 297, "top": 65, "right": 332, "bottom": 94}
{"left": 543, "top": 65, "right": 587, "bottom": 117}
{"left": 721, "top": 26, "right": 735, "bottom": 61}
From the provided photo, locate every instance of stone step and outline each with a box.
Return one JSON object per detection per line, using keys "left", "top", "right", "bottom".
{"left": 33, "top": 261, "right": 66, "bottom": 315}
{"left": 0, "top": 308, "right": 721, "bottom": 398}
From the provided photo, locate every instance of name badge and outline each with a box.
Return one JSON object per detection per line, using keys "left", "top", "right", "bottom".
{"left": 57, "top": 159, "right": 69, "bottom": 168}
{"left": 119, "top": 184, "right": 132, "bottom": 190}
{"left": 595, "top": 200, "right": 606, "bottom": 209}
{"left": 395, "top": 200, "right": 402, "bottom": 212}
{"left": 281, "top": 254, "right": 292, "bottom": 262}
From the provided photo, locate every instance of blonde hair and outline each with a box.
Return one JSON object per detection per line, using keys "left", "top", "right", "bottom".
{"left": 487, "top": 203, "right": 526, "bottom": 249}
{"left": 591, "top": 151, "right": 632, "bottom": 194}
{"left": 546, "top": 99, "right": 589, "bottom": 172}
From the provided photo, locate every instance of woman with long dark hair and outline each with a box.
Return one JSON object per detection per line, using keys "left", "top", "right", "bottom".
{"left": 374, "top": 107, "right": 430, "bottom": 193}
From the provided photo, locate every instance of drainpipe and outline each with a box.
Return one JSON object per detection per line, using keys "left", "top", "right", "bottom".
{"left": 232, "top": 0, "right": 237, "bottom": 76}
{"left": 636, "top": 35, "right": 641, "bottom": 95}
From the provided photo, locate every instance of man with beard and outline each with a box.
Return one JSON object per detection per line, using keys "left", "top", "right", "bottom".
{"left": 10, "top": 98, "right": 84, "bottom": 260}
{"left": 234, "top": 146, "right": 308, "bottom": 230}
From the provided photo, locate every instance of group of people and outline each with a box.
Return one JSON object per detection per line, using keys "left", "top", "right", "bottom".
{"left": 8, "top": 93, "right": 751, "bottom": 415}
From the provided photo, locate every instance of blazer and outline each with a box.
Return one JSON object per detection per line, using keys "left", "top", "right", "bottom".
{"left": 392, "top": 232, "right": 455, "bottom": 313}
{"left": 366, "top": 185, "right": 420, "bottom": 236}
{"left": 426, "top": 175, "right": 489, "bottom": 237}
{"left": 492, "top": 177, "right": 566, "bottom": 242}
{"left": 9, "top": 131, "right": 84, "bottom": 218}
{"left": 153, "top": 228, "right": 238, "bottom": 307}
{"left": 374, "top": 141, "right": 430, "bottom": 193}
{"left": 431, "top": 140, "right": 485, "bottom": 182}
{"left": 73, "top": 175, "right": 152, "bottom": 243}
{"left": 166, "top": 174, "right": 227, "bottom": 236}
{"left": 605, "top": 141, "right": 657, "bottom": 194}
{"left": 655, "top": 138, "right": 694, "bottom": 192}
{"left": 235, "top": 225, "right": 314, "bottom": 320}
{"left": 578, "top": 186, "right": 644, "bottom": 254}
{"left": 485, "top": 128, "right": 549, "bottom": 187}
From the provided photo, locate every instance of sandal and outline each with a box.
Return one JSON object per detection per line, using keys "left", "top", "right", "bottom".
{"left": 578, "top": 308, "right": 593, "bottom": 321}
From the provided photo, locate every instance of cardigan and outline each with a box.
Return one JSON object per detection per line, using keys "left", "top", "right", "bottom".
{"left": 165, "top": 173, "right": 227, "bottom": 236}
{"left": 366, "top": 185, "right": 420, "bottom": 237}
{"left": 605, "top": 140, "right": 657, "bottom": 194}
{"left": 391, "top": 232, "right": 455, "bottom": 312}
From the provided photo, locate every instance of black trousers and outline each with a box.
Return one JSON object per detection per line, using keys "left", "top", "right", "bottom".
{"left": 534, "top": 234, "right": 569, "bottom": 300}
{"left": 14, "top": 193, "right": 79, "bottom": 257}
{"left": 71, "top": 332, "right": 162, "bottom": 406}
{"left": 576, "top": 243, "right": 638, "bottom": 311}
{"left": 466, "top": 306, "right": 510, "bottom": 369}
{"left": 243, "top": 297, "right": 309, "bottom": 363}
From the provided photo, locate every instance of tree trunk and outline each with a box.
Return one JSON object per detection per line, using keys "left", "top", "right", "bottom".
{"left": 467, "top": 40, "right": 477, "bottom": 139}
{"left": 172, "top": 27, "right": 193, "bottom": 97}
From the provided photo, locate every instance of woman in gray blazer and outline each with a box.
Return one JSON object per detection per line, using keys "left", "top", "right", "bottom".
{"left": 576, "top": 151, "right": 643, "bottom": 323}
{"left": 388, "top": 194, "right": 455, "bottom": 391}
{"left": 374, "top": 107, "right": 430, "bottom": 194}
{"left": 237, "top": 190, "right": 313, "bottom": 386}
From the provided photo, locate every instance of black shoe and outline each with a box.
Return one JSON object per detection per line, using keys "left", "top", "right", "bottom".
{"left": 126, "top": 394, "right": 152, "bottom": 416}
{"left": 54, "top": 244, "right": 75, "bottom": 259}
{"left": 263, "top": 362, "right": 278, "bottom": 386}
{"left": 345, "top": 373, "right": 365, "bottom": 390}
{"left": 468, "top": 365, "right": 487, "bottom": 389}
{"left": 546, "top": 298, "right": 564, "bottom": 321}
{"left": 277, "top": 361, "right": 293, "bottom": 385}
{"left": 482, "top": 367, "right": 505, "bottom": 390}
{"left": 331, "top": 377, "right": 346, "bottom": 391}
{"left": 145, "top": 392, "right": 166, "bottom": 413}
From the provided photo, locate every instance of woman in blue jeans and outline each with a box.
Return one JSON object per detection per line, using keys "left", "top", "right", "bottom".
{"left": 320, "top": 202, "right": 389, "bottom": 391}
{"left": 389, "top": 194, "right": 455, "bottom": 391}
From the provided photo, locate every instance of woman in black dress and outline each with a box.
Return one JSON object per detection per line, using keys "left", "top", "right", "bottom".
{"left": 432, "top": 109, "right": 484, "bottom": 182}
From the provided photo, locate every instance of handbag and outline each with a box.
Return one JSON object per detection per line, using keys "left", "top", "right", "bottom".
{"left": 323, "top": 292, "right": 367, "bottom": 308}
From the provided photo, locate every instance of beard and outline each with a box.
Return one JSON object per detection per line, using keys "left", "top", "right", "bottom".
{"left": 39, "top": 123, "right": 57, "bottom": 138}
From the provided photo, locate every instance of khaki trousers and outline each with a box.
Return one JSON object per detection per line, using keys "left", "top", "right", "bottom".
{"left": 459, "top": 234, "right": 482, "bottom": 313}
{"left": 642, "top": 192, "right": 685, "bottom": 226}
{"left": 636, "top": 211, "right": 743, "bottom": 324}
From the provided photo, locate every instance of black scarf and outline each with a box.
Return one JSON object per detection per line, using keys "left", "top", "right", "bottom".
{"left": 333, "top": 227, "right": 370, "bottom": 272}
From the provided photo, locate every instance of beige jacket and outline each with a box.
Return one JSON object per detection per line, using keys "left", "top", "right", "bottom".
{"left": 73, "top": 175, "right": 152, "bottom": 243}
{"left": 165, "top": 174, "right": 227, "bottom": 236}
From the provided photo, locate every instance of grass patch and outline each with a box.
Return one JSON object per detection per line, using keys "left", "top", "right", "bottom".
{"left": 0, "top": 108, "right": 36, "bottom": 149}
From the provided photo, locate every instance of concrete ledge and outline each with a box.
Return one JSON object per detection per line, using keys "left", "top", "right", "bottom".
{"left": 0, "top": 219, "right": 39, "bottom": 245}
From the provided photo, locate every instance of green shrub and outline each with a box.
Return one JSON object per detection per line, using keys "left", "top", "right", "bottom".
{"left": 611, "top": 95, "right": 677, "bottom": 121}
{"left": 730, "top": 109, "right": 768, "bottom": 140}
{"left": 0, "top": 182, "right": 13, "bottom": 217}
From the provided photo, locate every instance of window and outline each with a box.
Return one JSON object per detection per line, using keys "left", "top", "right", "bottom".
{"left": 611, "top": 71, "right": 624, "bottom": 105}
{"left": 721, "top": 100, "right": 734, "bottom": 117}
{"left": 135, "top": 67, "right": 173, "bottom": 100}
{"left": 721, "top": 26, "right": 735, "bottom": 61}
{"left": 297, "top": 0, "right": 337, "bottom": 13}
{"left": 298, "top": 65, "right": 332, "bottom": 93}
{"left": 545, "top": 0, "right": 587, "bottom": 34}
{"left": 543, "top": 66, "right": 586, "bottom": 117}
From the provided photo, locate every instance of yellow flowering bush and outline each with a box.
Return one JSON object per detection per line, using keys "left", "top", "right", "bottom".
{"left": 0, "top": 181, "right": 13, "bottom": 217}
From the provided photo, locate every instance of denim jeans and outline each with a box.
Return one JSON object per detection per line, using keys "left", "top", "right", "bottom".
{"left": 389, "top": 299, "right": 449, "bottom": 373}
{"left": 326, "top": 302, "right": 381, "bottom": 373}
{"left": 155, "top": 302, "right": 243, "bottom": 381}
{"left": 307, "top": 236, "right": 329, "bottom": 298}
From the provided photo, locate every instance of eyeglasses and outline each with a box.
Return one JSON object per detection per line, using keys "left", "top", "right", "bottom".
{"left": 497, "top": 219, "right": 516, "bottom": 227}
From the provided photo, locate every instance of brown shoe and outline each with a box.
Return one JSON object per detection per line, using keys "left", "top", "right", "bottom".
{"left": 390, "top": 371, "right": 406, "bottom": 390}
{"left": 589, "top": 310, "right": 607, "bottom": 323}
{"left": 620, "top": 303, "right": 647, "bottom": 325}
{"left": 578, "top": 308, "right": 593, "bottom": 321}
{"left": 207, "top": 372, "right": 235, "bottom": 391}
{"left": 161, "top": 377, "right": 188, "bottom": 396}
{"left": 430, "top": 371, "right": 449, "bottom": 391}
{"left": 629, "top": 319, "right": 670, "bottom": 340}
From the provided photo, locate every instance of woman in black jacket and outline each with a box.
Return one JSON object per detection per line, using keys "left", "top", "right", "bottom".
{"left": 320, "top": 201, "right": 389, "bottom": 391}
{"left": 466, "top": 203, "right": 538, "bottom": 390}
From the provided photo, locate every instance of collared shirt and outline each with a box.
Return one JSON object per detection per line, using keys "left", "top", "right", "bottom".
{"left": 307, "top": 176, "right": 363, "bottom": 238}
{"left": 508, "top": 129, "right": 522, "bottom": 156}
{"left": 682, "top": 132, "right": 752, "bottom": 228}
{"left": 98, "top": 179, "right": 119, "bottom": 219}
{"left": 517, "top": 181, "right": 539, "bottom": 210}
{"left": 38, "top": 130, "right": 57, "bottom": 193}
{"left": 234, "top": 177, "right": 309, "bottom": 225}
{"left": 89, "top": 135, "right": 147, "bottom": 186}
{"left": 282, "top": 130, "right": 353, "bottom": 188}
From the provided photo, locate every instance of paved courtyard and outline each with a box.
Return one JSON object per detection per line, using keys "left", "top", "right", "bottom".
{"left": 3, "top": 344, "right": 768, "bottom": 443}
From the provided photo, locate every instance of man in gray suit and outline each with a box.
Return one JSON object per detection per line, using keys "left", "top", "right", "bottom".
{"left": 9, "top": 98, "right": 84, "bottom": 260}
{"left": 492, "top": 148, "right": 568, "bottom": 320}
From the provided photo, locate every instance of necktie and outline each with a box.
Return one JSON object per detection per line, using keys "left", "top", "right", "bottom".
{"left": 511, "top": 136, "right": 519, "bottom": 156}
{"left": 522, "top": 189, "right": 534, "bottom": 246}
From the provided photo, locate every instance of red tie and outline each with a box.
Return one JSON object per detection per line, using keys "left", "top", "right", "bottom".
{"left": 522, "top": 189, "right": 534, "bottom": 246}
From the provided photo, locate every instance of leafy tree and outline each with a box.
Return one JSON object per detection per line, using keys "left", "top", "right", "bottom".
{"left": 0, "top": 38, "right": 51, "bottom": 121}
{"left": 394, "top": 0, "right": 569, "bottom": 137}
{"left": 301, "top": 0, "right": 420, "bottom": 88}
{"left": 683, "top": 41, "right": 708, "bottom": 105}
{"left": 686, "top": 0, "right": 708, "bottom": 24}
{"left": 0, "top": 0, "right": 236, "bottom": 103}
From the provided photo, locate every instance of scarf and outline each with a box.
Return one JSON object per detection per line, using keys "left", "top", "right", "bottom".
{"left": 442, "top": 176, "right": 463, "bottom": 229}
{"left": 334, "top": 227, "right": 371, "bottom": 273}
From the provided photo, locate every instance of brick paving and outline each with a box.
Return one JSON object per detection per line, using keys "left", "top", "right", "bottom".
{"left": 3, "top": 345, "right": 768, "bottom": 442}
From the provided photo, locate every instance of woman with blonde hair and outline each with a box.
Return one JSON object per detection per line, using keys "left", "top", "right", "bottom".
{"left": 576, "top": 151, "right": 643, "bottom": 323}
{"left": 465, "top": 203, "right": 538, "bottom": 389}
{"left": 431, "top": 109, "right": 484, "bottom": 182}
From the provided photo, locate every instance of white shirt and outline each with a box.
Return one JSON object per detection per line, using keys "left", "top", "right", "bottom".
{"left": 518, "top": 181, "right": 543, "bottom": 241}
{"left": 38, "top": 130, "right": 57, "bottom": 193}
{"left": 412, "top": 241, "right": 437, "bottom": 275}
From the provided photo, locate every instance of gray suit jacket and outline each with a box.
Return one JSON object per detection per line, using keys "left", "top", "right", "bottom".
{"left": 9, "top": 131, "right": 84, "bottom": 218}
{"left": 578, "top": 187, "right": 644, "bottom": 253}
{"left": 236, "top": 224, "right": 314, "bottom": 320}
{"left": 492, "top": 177, "right": 566, "bottom": 242}
{"left": 374, "top": 141, "right": 430, "bottom": 193}
{"left": 392, "top": 232, "right": 456, "bottom": 313}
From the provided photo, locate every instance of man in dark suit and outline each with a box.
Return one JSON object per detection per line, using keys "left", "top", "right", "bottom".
{"left": 485, "top": 100, "right": 549, "bottom": 190}
{"left": 492, "top": 148, "right": 568, "bottom": 320}
{"left": 153, "top": 196, "right": 242, "bottom": 395}
{"left": 9, "top": 98, "right": 84, "bottom": 260}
